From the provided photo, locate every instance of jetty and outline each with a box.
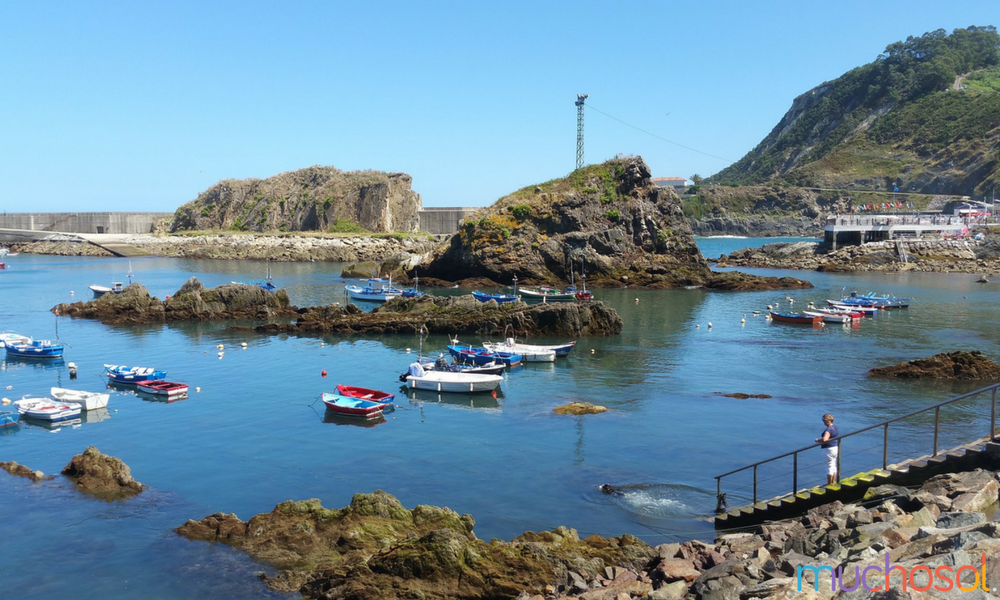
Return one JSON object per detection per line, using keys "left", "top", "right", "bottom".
{"left": 714, "top": 382, "right": 1000, "bottom": 529}
{"left": 824, "top": 213, "right": 972, "bottom": 249}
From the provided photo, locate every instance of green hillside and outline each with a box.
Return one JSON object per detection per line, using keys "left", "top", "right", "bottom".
{"left": 710, "top": 26, "right": 1000, "bottom": 198}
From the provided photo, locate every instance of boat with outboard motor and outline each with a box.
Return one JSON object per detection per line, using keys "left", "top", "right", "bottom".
{"left": 345, "top": 275, "right": 403, "bottom": 302}
{"left": 404, "top": 363, "right": 503, "bottom": 393}
{"left": 13, "top": 397, "right": 82, "bottom": 422}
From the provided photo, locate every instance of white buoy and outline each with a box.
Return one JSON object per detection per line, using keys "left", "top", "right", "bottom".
{"left": 590, "top": 348, "right": 595, "bottom": 354}
{"left": 406, "top": 348, "right": 411, "bottom": 353}
{"left": 708, "top": 322, "right": 713, "bottom": 329}
{"left": 217, "top": 344, "right": 224, "bottom": 350}
{"left": 195, "top": 387, "right": 201, "bottom": 392}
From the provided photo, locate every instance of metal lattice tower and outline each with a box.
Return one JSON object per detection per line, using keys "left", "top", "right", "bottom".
{"left": 575, "top": 94, "right": 588, "bottom": 170}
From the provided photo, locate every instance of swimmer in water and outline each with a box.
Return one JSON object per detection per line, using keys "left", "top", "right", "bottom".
{"left": 600, "top": 483, "right": 624, "bottom": 496}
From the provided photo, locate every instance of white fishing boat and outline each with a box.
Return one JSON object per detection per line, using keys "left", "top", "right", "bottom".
{"left": 13, "top": 397, "right": 82, "bottom": 422}
{"left": 344, "top": 276, "right": 403, "bottom": 302}
{"left": 802, "top": 310, "right": 853, "bottom": 324}
{"left": 51, "top": 387, "right": 111, "bottom": 411}
{"left": 0, "top": 332, "right": 31, "bottom": 348}
{"left": 482, "top": 338, "right": 556, "bottom": 362}
{"left": 405, "top": 369, "right": 503, "bottom": 393}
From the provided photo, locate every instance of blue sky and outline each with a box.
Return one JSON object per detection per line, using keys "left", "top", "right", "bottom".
{"left": 1, "top": 1, "right": 995, "bottom": 212}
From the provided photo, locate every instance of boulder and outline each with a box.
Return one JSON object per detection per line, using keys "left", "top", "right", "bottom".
{"left": 868, "top": 350, "right": 1000, "bottom": 379}
{"left": 0, "top": 460, "right": 46, "bottom": 482}
{"left": 61, "top": 446, "right": 145, "bottom": 499}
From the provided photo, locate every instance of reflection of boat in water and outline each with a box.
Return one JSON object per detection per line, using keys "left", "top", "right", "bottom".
{"left": 23, "top": 417, "right": 82, "bottom": 430}
{"left": 139, "top": 391, "right": 188, "bottom": 404}
{"left": 322, "top": 411, "right": 387, "bottom": 427}
{"left": 402, "top": 387, "right": 502, "bottom": 412}
{"left": 80, "top": 407, "right": 112, "bottom": 423}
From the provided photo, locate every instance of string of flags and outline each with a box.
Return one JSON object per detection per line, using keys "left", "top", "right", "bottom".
{"left": 851, "top": 201, "right": 913, "bottom": 212}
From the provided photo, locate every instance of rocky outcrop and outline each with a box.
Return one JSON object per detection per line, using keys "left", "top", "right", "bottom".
{"left": 175, "top": 469, "right": 1000, "bottom": 600}
{"left": 413, "top": 158, "right": 711, "bottom": 288}
{"left": 868, "top": 350, "right": 1000, "bottom": 380}
{"left": 176, "top": 491, "right": 658, "bottom": 599}
{"left": 53, "top": 278, "right": 298, "bottom": 325}
{"left": 170, "top": 166, "right": 422, "bottom": 234}
{"left": 241, "top": 294, "right": 624, "bottom": 337}
{"left": 0, "top": 460, "right": 47, "bottom": 482}
{"left": 61, "top": 446, "right": 145, "bottom": 499}
{"left": 553, "top": 402, "right": 608, "bottom": 415}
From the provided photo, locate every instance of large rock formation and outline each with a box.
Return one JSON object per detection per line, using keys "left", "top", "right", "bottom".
{"left": 412, "top": 157, "right": 713, "bottom": 289}
{"left": 62, "top": 446, "right": 145, "bottom": 499}
{"left": 176, "top": 491, "right": 657, "bottom": 599}
{"left": 868, "top": 350, "right": 1000, "bottom": 379}
{"left": 170, "top": 166, "right": 422, "bottom": 234}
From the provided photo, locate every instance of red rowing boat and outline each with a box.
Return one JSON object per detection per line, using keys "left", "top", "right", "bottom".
{"left": 336, "top": 384, "right": 395, "bottom": 404}
{"left": 136, "top": 380, "right": 189, "bottom": 397}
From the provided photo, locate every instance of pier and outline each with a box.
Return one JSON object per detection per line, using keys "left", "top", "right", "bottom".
{"left": 714, "top": 382, "right": 1000, "bottom": 529}
{"left": 824, "top": 213, "right": 974, "bottom": 249}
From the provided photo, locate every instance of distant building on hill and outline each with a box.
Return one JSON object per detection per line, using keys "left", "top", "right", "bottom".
{"left": 652, "top": 177, "right": 688, "bottom": 192}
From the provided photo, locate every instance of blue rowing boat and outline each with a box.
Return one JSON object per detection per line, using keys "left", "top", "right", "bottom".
{"left": 447, "top": 344, "right": 522, "bottom": 367}
{"left": 471, "top": 290, "right": 518, "bottom": 304}
{"left": 104, "top": 364, "right": 167, "bottom": 384}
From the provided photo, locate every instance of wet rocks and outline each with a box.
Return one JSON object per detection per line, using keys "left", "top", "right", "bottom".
{"left": 53, "top": 277, "right": 298, "bottom": 325}
{"left": 242, "top": 295, "right": 624, "bottom": 337}
{"left": 0, "top": 460, "right": 47, "bottom": 481}
{"left": 61, "top": 445, "right": 146, "bottom": 499}
{"left": 868, "top": 350, "right": 1000, "bottom": 380}
{"left": 175, "top": 491, "right": 657, "bottom": 599}
{"left": 553, "top": 402, "right": 608, "bottom": 415}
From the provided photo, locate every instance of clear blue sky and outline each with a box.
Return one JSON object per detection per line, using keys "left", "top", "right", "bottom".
{"left": 1, "top": 1, "right": 995, "bottom": 212}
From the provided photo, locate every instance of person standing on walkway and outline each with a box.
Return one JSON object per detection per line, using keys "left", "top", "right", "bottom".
{"left": 815, "top": 413, "right": 839, "bottom": 485}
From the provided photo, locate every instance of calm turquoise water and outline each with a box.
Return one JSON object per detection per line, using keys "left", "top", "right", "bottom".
{"left": 3, "top": 240, "right": 1000, "bottom": 599}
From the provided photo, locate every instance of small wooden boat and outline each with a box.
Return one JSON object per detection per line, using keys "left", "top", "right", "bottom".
{"left": 768, "top": 311, "right": 823, "bottom": 325}
{"left": 336, "top": 384, "right": 395, "bottom": 406}
{"left": 825, "top": 301, "right": 880, "bottom": 314}
{"left": 51, "top": 387, "right": 110, "bottom": 410}
{"left": 803, "top": 310, "right": 853, "bottom": 324}
{"left": 447, "top": 344, "right": 522, "bottom": 367}
{"left": 5, "top": 339, "right": 64, "bottom": 359}
{"left": 517, "top": 287, "right": 579, "bottom": 302}
{"left": 136, "top": 380, "right": 189, "bottom": 397}
{"left": 104, "top": 364, "right": 167, "bottom": 384}
{"left": 0, "top": 332, "right": 31, "bottom": 348}
{"left": 471, "top": 290, "right": 518, "bottom": 304}
{"left": 0, "top": 410, "right": 19, "bottom": 428}
{"left": 482, "top": 339, "right": 556, "bottom": 362}
{"left": 13, "top": 397, "right": 82, "bottom": 422}
{"left": 405, "top": 370, "right": 503, "bottom": 393}
{"left": 320, "top": 392, "right": 390, "bottom": 418}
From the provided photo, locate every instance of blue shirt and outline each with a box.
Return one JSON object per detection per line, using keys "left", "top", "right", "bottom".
{"left": 821, "top": 424, "right": 839, "bottom": 448}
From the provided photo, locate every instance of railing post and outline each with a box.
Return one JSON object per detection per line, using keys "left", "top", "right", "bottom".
{"left": 992, "top": 387, "right": 997, "bottom": 441}
{"left": 836, "top": 439, "right": 841, "bottom": 483}
{"left": 717, "top": 477, "right": 721, "bottom": 501}
{"left": 933, "top": 407, "right": 940, "bottom": 456}
{"left": 883, "top": 423, "right": 889, "bottom": 469}
{"left": 793, "top": 452, "right": 798, "bottom": 496}
{"left": 753, "top": 465, "right": 758, "bottom": 505}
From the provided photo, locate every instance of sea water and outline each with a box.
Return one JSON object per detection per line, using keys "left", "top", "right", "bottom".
{"left": 2, "top": 243, "right": 1000, "bottom": 599}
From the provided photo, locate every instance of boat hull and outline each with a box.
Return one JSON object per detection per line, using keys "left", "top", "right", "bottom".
{"left": 50, "top": 387, "right": 110, "bottom": 410}
{"left": 136, "top": 381, "right": 189, "bottom": 396}
{"left": 320, "top": 392, "right": 388, "bottom": 418}
{"left": 104, "top": 365, "right": 166, "bottom": 384}
{"left": 5, "top": 340, "right": 64, "bottom": 359}
{"left": 14, "top": 398, "right": 82, "bottom": 422}
{"left": 406, "top": 372, "right": 502, "bottom": 393}
{"left": 769, "top": 311, "right": 823, "bottom": 324}
{"left": 0, "top": 410, "right": 19, "bottom": 428}
{"left": 471, "top": 291, "right": 518, "bottom": 304}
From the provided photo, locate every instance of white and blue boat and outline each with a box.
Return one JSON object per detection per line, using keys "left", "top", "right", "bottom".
{"left": 5, "top": 339, "right": 64, "bottom": 359}
{"left": 233, "top": 265, "right": 277, "bottom": 292}
{"left": 0, "top": 332, "right": 31, "bottom": 348}
{"left": 471, "top": 290, "right": 518, "bottom": 304}
{"left": 0, "top": 410, "right": 19, "bottom": 428}
{"left": 14, "top": 397, "right": 81, "bottom": 422}
{"left": 104, "top": 364, "right": 167, "bottom": 384}
{"left": 345, "top": 276, "right": 403, "bottom": 302}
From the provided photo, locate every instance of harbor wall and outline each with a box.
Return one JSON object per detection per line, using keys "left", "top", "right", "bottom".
{"left": 417, "top": 207, "right": 482, "bottom": 234}
{"left": 0, "top": 212, "right": 172, "bottom": 236}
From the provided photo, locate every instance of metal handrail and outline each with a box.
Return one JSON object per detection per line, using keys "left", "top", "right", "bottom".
{"left": 715, "top": 382, "right": 1000, "bottom": 504}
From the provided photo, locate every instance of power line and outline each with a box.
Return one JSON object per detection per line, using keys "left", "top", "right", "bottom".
{"left": 587, "top": 104, "right": 733, "bottom": 163}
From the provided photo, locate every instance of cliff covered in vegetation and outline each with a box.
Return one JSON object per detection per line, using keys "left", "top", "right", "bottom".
{"left": 170, "top": 166, "right": 421, "bottom": 234}
{"left": 710, "top": 26, "right": 1000, "bottom": 198}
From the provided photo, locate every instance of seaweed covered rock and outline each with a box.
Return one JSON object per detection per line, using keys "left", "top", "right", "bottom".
{"left": 0, "top": 460, "right": 46, "bottom": 482}
{"left": 53, "top": 278, "right": 297, "bottom": 325}
{"left": 62, "top": 446, "right": 146, "bottom": 499}
{"left": 245, "top": 294, "right": 623, "bottom": 337}
{"left": 176, "top": 491, "right": 657, "bottom": 599}
{"left": 868, "top": 350, "right": 1000, "bottom": 379}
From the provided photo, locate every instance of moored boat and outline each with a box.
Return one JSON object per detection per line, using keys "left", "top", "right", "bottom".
{"left": 13, "top": 397, "right": 82, "bottom": 422}
{"left": 51, "top": 387, "right": 111, "bottom": 410}
{"left": 0, "top": 332, "right": 31, "bottom": 348}
{"left": 320, "top": 392, "right": 390, "bottom": 418}
{"left": 836, "top": 291, "right": 911, "bottom": 309}
{"left": 136, "top": 380, "right": 189, "bottom": 397}
{"left": 517, "top": 287, "right": 579, "bottom": 302}
{"left": 802, "top": 310, "right": 854, "bottom": 324}
{"left": 5, "top": 339, "right": 64, "bottom": 359}
{"left": 90, "top": 281, "right": 126, "bottom": 298}
{"left": 104, "top": 364, "right": 167, "bottom": 384}
{"left": 447, "top": 343, "right": 522, "bottom": 367}
{"left": 336, "top": 384, "right": 395, "bottom": 406}
{"left": 768, "top": 311, "right": 823, "bottom": 325}
{"left": 345, "top": 276, "right": 403, "bottom": 302}
{"left": 0, "top": 410, "right": 19, "bottom": 428}
{"left": 471, "top": 290, "right": 518, "bottom": 304}
{"left": 482, "top": 338, "right": 556, "bottom": 362}
{"left": 405, "top": 370, "right": 503, "bottom": 393}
